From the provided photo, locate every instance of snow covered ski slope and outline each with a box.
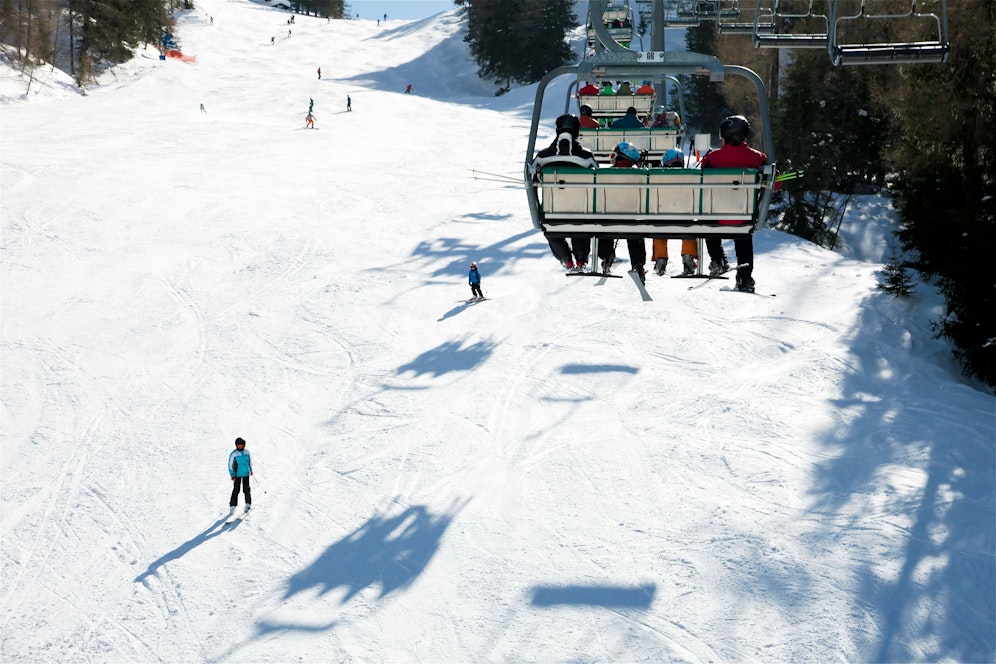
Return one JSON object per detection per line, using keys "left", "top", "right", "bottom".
{"left": 1, "top": 0, "right": 993, "bottom": 661}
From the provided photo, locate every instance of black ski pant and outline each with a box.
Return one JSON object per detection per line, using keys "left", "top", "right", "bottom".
{"left": 548, "top": 237, "right": 591, "bottom": 266}
{"left": 706, "top": 237, "right": 754, "bottom": 280}
{"left": 626, "top": 238, "right": 646, "bottom": 270}
{"left": 230, "top": 476, "right": 251, "bottom": 507}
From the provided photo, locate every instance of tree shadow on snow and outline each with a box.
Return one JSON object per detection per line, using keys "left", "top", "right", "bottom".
{"left": 341, "top": 17, "right": 536, "bottom": 117}
{"left": 798, "top": 286, "right": 995, "bottom": 662}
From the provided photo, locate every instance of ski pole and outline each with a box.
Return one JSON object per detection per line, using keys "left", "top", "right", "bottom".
{"left": 774, "top": 170, "right": 803, "bottom": 182}
{"left": 252, "top": 474, "right": 267, "bottom": 494}
{"left": 468, "top": 169, "right": 522, "bottom": 182}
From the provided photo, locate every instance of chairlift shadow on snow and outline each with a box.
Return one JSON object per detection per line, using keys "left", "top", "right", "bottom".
{"left": 396, "top": 338, "right": 498, "bottom": 376}
{"left": 275, "top": 499, "right": 467, "bottom": 609}
{"left": 559, "top": 364, "right": 639, "bottom": 375}
{"left": 530, "top": 583, "right": 656, "bottom": 609}
{"left": 409, "top": 230, "right": 543, "bottom": 280}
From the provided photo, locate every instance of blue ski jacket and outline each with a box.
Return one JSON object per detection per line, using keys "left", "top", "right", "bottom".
{"left": 469, "top": 267, "right": 481, "bottom": 285}
{"left": 229, "top": 449, "right": 252, "bottom": 478}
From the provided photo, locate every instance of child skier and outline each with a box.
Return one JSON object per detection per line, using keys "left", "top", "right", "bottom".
{"left": 468, "top": 262, "right": 484, "bottom": 300}
{"left": 228, "top": 437, "right": 252, "bottom": 515}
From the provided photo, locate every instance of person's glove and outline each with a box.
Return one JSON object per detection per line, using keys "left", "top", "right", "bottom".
{"left": 231, "top": 476, "right": 236, "bottom": 481}
{"left": 250, "top": 471, "right": 253, "bottom": 476}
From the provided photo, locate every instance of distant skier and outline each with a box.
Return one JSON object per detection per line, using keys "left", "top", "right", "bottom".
{"left": 346, "top": 95, "right": 352, "bottom": 111}
{"left": 468, "top": 262, "right": 484, "bottom": 300}
{"left": 309, "top": 97, "right": 314, "bottom": 112}
{"left": 405, "top": 83, "right": 412, "bottom": 94}
{"left": 306, "top": 111, "right": 316, "bottom": 129}
{"left": 317, "top": 67, "right": 321, "bottom": 79}
{"left": 228, "top": 437, "right": 252, "bottom": 515}
{"left": 199, "top": 103, "right": 206, "bottom": 114}
{"left": 271, "top": 36, "right": 275, "bottom": 45}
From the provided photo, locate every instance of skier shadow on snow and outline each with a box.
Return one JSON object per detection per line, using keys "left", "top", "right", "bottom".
{"left": 438, "top": 300, "right": 487, "bottom": 320}
{"left": 134, "top": 515, "right": 237, "bottom": 584}
{"left": 257, "top": 500, "right": 468, "bottom": 636}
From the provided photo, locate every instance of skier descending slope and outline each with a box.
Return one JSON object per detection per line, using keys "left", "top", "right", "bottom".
{"left": 228, "top": 437, "right": 252, "bottom": 520}
{"left": 468, "top": 262, "right": 484, "bottom": 301}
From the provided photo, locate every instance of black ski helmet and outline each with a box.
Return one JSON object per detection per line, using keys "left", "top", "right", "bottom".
{"left": 719, "top": 115, "right": 751, "bottom": 145}
{"left": 580, "top": 104, "right": 593, "bottom": 117}
{"left": 555, "top": 113, "right": 581, "bottom": 138}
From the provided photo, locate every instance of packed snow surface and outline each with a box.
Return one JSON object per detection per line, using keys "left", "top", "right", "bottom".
{"left": 2, "top": 0, "right": 993, "bottom": 661}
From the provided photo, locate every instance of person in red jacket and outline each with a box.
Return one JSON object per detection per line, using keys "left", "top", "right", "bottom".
{"left": 701, "top": 115, "right": 768, "bottom": 292}
{"left": 578, "top": 81, "right": 600, "bottom": 96}
{"left": 579, "top": 104, "right": 601, "bottom": 129}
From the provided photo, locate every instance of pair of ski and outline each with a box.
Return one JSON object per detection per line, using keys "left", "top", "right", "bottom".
{"left": 686, "top": 264, "right": 776, "bottom": 297}
{"left": 225, "top": 507, "right": 251, "bottom": 524}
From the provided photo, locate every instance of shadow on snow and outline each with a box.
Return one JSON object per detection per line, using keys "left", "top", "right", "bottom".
{"left": 530, "top": 583, "right": 657, "bottom": 609}
{"left": 396, "top": 338, "right": 497, "bottom": 377}
{"left": 133, "top": 515, "right": 239, "bottom": 584}
{"left": 809, "top": 283, "right": 994, "bottom": 661}
{"left": 280, "top": 501, "right": 465, "bottom": 604}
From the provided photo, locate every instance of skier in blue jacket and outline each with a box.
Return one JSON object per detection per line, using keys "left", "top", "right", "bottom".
{"left": 468, "top": 262, "right": 483, "bottom": 300}
{"left": 228, "top": 437, "right": 252, "bottom": 514}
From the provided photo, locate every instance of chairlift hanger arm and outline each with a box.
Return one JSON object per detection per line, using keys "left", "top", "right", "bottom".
{"left": 589, "top": 0, "right": 631, "bottom": 53}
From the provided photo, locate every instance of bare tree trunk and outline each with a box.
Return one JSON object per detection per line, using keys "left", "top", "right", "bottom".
{"left": 68, "top": 0, "right": 75, "bottom": 77}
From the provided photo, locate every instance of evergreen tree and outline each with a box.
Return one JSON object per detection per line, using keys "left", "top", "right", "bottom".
{"left": 877, "top": 240, "right": 916, "bottom": 297}
{"left": 680, "top": 23, "right": 731, "bottom": 132}
{"left": 886, "top": 1, "right": 996, "bottom": 387}
{"left": 463, "top": 0, "right": 575, "bottom": 91}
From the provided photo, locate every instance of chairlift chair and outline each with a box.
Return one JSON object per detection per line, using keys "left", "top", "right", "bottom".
{"left": 753, "top": 0, "right": 831, "bottom": 49}
{"left": 525, "top": 52, "right": 778, "bottom": 256}
{"left": 715, "top": 0, "right": 777, "bottom": 34}
{"left": 828, "top": 0, "right": 949, "bottom": 65}
{"left": 589, "top": 0, "right": 637, "bottom": 52}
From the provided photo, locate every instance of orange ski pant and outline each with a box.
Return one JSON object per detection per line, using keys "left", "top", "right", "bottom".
{"left": 651, "top": 238, "right": 698, "bottom": 260}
